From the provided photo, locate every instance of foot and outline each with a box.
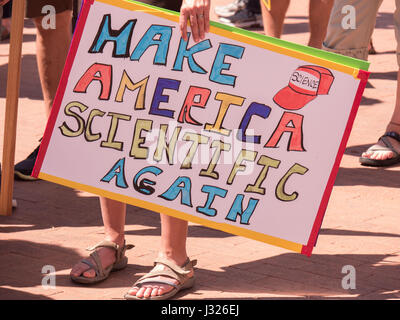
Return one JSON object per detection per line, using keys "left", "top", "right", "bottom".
{"left": 361, "top": 123, "right": 400, "bottom": 161}
{"left": 70, "top": 246, "right": 117, "bottom": 279}
{"left": 218, "top": 7, "right": 262, "bottom": 28}
{"left": 368, "top": 38, "right": 377, "bottom": 55}
{"left": 125, "top": 256, "right": 194, "bottom": 299}
{"left": 0, "top": 25, "right": 10, "bottom": 41}
{"left": 14, "top": 142, "right": 41, "bottom": 181}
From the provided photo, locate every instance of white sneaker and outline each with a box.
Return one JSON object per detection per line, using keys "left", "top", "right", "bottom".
{"left": 218, "top": 7, "right": 262, "bottom": 28}
{"left": 214, "top": 0, "right": 247, "bottom": 18}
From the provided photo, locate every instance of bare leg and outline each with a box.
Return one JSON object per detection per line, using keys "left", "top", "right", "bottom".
{"left": 308, "top": 0, "right": 334, "bottom": 48}
{"left": 70, "top": 197, "right": 126, "bottom": 278}
{"left": 260, "top": 0, "right": 290, "bottom": 38}
{"left": 127, "top": 214, "right": 191, "bottom": 298}
{"left": 361, "top": 70, "right": 400, "bottom": 161}
{"left": 33, "top": 10, "right": 72, "bottom": 118}
{"left": 70, "top": 200, "right": 192, "bottom": 297}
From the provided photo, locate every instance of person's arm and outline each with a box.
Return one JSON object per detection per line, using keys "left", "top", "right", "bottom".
{"left": 179, "top": 0, "right": 210, "bottom": 43}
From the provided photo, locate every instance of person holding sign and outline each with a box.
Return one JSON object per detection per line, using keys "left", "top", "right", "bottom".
{"left": 3, "top": 0, "right": 73, "bottom": 180}
{"left": 323, "top": 0, "right": 400, "bottom": 167}
{"left": 69, "top": 0, "right": 211, "bottom": 300}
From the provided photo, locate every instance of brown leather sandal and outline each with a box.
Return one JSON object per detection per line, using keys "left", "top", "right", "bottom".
{"left": 124, "top": 257, "right": 197, "bottom": 300}
{"left": 70, "top": 240, "right": 134, "bottom": 284}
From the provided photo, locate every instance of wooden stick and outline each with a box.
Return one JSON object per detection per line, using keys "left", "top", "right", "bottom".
{"left": 0, "top": 0, "right": 26, "bottom": 216}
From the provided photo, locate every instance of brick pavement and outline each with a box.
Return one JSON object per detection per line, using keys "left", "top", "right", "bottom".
{"left": 0, "top": 0, "right": 400, "bottom": 300}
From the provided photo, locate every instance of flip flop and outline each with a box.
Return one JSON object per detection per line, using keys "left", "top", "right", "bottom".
{"left": 70, "top": 240, "right": 134, "bottom": 284}
{"left": 124, "top": 257, "right": 197, "bottom": 300}
{"left": 360, "top": 131, "right": 400, "bottom": 167}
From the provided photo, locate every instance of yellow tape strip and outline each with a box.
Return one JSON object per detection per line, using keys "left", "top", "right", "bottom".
{"left": 38, "top": 172, "right": 303, "bottom": 253}
{"left": 262, "top": 0, "right": 271, "bottom": 10}
{"left": 95, "top": 0, "right": 359, "bottom": 77}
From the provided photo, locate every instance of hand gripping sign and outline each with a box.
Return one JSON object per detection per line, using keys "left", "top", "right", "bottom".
{"left": 32, "top": 0, "right": 369, "bottom": 256}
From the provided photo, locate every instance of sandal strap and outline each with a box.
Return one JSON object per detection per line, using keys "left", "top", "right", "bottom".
{"left": 135, "top": 277, "right": 179, "bottom": 289}
{"left": 78, "top": 251, "right": 105, "bottom": 277}
{"left": 89, "top": 250, "right": 105, "bottom": 277}
{"left": 135, "top": 257, "right": 197, "bottom": 286}
{"left": 382, "top": 131, "right": 400, "bottom": 144}
{"left": 80, "top": 258, "right": 98, "bottom": 275}
{"left": 86, "top": 240, "right": 134, "bottom": 262}
{"left": 154, "top": 257, "right": 197, "bottom": 275}
{"left": 378, "top": 134, "right": 400, "bottom": 157}
{"left": 86, "top": 240, "right": 119, "bottom": 251}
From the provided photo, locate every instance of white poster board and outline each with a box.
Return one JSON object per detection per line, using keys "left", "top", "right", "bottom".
{"left": 33, "top": 0, "right": 370, "bottom": 255}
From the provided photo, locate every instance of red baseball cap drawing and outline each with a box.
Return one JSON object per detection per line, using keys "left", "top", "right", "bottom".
{"left": 273, "top": 65, "right": 334, "bottom": 110}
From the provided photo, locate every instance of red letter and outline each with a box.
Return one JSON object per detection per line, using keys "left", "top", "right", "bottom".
{"left": 265, "top": 112, "right": 305, "bottom": 151}
{"left": 74, "top": 63, "right": 112, "bottom": 100}
{"left": 178, "top": 86, "right": 211, "bottom": 126}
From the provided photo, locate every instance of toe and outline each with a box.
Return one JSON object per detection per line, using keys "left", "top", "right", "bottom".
{"left": 136, "top": 287, "right": 147, "bottom": 298}
{"left": 83, "top": 268, "right": 96, "bottom": 278}
{"left": 127, "top": 286, "right": 139, "bottom": 296}
{"left": 151, "top": 287, "right": 160, "bottom": 297}
{"left": 361, "top": 152, "right": 371, "bottom": 158}
{"left": 375, "top": 151, "right": 393, "bottom": 160}
{"left": 143, "top": 287, "right": 153, "bottom": 298}
{"left": 70, "top": 262, "right": 90, "bottom": 277}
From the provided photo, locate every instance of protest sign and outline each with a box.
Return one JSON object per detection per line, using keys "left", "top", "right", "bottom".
{"left": 33, "top": 0, "right": 370, "bottom": 256}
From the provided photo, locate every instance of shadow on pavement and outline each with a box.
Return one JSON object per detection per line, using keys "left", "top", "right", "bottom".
{"left": 345, "top": 144, "right": 374, "bottom": 157}
{"left": 375, "top": 12, "right": 395, "bottom": 30}
{"left": 320, "top": 228, "right": 400, "bottom": 238}
{"left": 0, "top": 178, "right": 399, "bottom": 300}
{"left": 335, "top": 166, "right": 400, "bottom": 188}
{"left": 283, "top": 22, "right": 309, "bottom": 35}
{"left": 0, "top": 54, "right": 43, "bottom": 100}
{"left": 194, "top": 253, "right": 400, "bottom": 299}
{"left": 1, "top": 179, "right": 234, "bottom": 239}
{"left": 1, "top": 238, "right": 398, "bottom": 300}
{"left": 0, "top": 287, "right": 52, "bottom": 300}
{"left": 369, "top": 71, "right": 398, "bottom": 81}
{"left": 360, "top": 96, "right": 382, "bottom": 106}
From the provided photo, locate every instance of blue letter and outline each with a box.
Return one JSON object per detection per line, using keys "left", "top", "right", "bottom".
{"left": 237, "top": 102, "right": 271, "bottom": 144}
{"left": 172, "top": 33, "right": 212, "bottom": 74}
{"left": 101, "top": 158, "right": 128, "bottom": 188}
{"left": 89, "top": 15, "right": 136, "bottom": 57}
{"left": 159, "top": 176, "right": 192, "bottom": 207}
{"left": 130, "top": 25, "right": 172, "bottom": 65}
{"left": 149, "top": 78, "right": 180, "bottom": 118}
{"left": 225, "top": 194, "right": 259, "bottom": 225}
{"left": 210, "top": 43, "right": 244, "bottom": 86}
{"left": 133, "top": 166, "right": 163, "bottom": 195}
{"left": 196, "top": 185, "right": 227, "bottom": 217}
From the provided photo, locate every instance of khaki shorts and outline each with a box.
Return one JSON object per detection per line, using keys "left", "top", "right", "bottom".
{"left": 26, "top": 0, "right": 73, "bottom": 19}
{"left": 323, "top": 0, "right": 400, "bottom": 66}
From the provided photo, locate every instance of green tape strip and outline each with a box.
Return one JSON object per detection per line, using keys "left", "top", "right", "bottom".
{"left": 125, "top": 0, "right": 370, "bottom": 71}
